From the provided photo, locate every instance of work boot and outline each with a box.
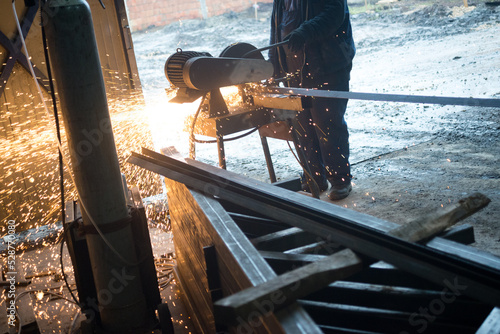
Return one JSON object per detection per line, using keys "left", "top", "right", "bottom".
{"left": 327, "top": 181, "right": 352, "bottom": 201}
{"left": 300, "top": 173, "right": 328, "bottom": 193}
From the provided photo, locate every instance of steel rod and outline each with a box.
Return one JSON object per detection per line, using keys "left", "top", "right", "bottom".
{"left": 265, "top": 86, "right": 500, "bottom": 108}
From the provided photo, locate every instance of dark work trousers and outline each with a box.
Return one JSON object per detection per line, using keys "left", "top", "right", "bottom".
{"left": 291, "top": 63, "right": 352, "bottom": 187}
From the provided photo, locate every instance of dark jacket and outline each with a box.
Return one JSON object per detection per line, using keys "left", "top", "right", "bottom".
{"left": 269, "top": 0, "right": 355, "bottom": 79}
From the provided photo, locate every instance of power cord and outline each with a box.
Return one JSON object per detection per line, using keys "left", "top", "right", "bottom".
{"left": 40, "top": 0, "right": 65, "bottom": 237}
{"left": 59, "top": 221, "right": 81, "bottom": 306}
{"left": 193, "top": 127, "right": 259, "bottom": 144}
{"left": 286, "top": 140, "right": 320, "bottom": 192}
{"left": 188, "top": 93, "right": 262, "bottom": 153}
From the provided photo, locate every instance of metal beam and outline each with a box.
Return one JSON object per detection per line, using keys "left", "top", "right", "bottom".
{"left": 263, "top": 86, "right": 500, "bottom": 108}
{"left": 477, "top": 307, "right": 500, "bottom": 334}
{"left": 0, "top": 2, "right": 50, "bottom": 97}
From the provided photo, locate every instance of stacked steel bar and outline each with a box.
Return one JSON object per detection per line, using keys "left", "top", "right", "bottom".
{"left": 128, "top": 147, "right": 500, "bottom": 333}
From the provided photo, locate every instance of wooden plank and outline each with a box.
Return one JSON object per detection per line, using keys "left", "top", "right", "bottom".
{"left": 260, "top": 250, "right": 337, "bottom": 275}
{"left": 283, "top": 241, "right": 341, "bottom": 256}
{"left": 213, "top": 195, "right": 487, "bottom": 324}
{"left": 260, "top": 224, "right": 476, "bottom": 275}
{"left": 100, "top": 0, "right": 127, "bottom": 95}
{"left": 113, "top": 0, "right": 141, "bottom": 90}
{"left": 89, "top": 0, "right": 115, "bottom": 92}
{"left": 103, "top": 0, "right": 130, "bottom": 93}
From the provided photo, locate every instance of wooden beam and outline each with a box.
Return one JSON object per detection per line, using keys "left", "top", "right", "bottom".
{"left": 258, "top": 224, "right": 475, "bottom": 275}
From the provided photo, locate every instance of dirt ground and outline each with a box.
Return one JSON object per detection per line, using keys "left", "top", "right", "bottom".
{"left": 131, "top": 1, "right": 500, "bottom": 256}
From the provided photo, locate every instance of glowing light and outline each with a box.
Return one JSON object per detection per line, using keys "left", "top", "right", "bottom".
{"left": 36, "top": 291, "right": 44, "bottom": 300}
{"left": 0, "top": 87, "right": 162, "bottom": 234}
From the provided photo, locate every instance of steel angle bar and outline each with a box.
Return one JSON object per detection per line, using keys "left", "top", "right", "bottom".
{"left": 127, "top": 148, "right": 500, "bottom": 307}
{"left": 476, "top": 307, "right": 500, "bottom": 334}
{"left": 265, "top": 86, "right": 500, "bottom": 108}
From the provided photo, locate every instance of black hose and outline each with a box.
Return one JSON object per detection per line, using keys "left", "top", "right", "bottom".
{"left": 59, "top": 222, "right": 81, "bottom": 306}
{"left": 40, "top": 0, "right": 65, "bottom": 232}
{"left": 241, "top": 41, "right": 288, "bottom": 58}
{"left": 194, "top": 127, "right": 260, "bottom": 144}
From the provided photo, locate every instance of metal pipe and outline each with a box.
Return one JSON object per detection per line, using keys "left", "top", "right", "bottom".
{"left": 43, "top": 0, "right": 148, "bottom": 331}
{"left": 265, "top": 86, "right": 500, "bottom": 108}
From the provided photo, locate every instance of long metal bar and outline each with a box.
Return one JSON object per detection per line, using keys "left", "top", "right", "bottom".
{"left": 265, "top": 86, "right": 500, "bottom": 108}
{"left": 127, "top": 148, "right": 500, "bottom": 307}
{"left": 477, "top": 307, "right": 500, "bottom": 334}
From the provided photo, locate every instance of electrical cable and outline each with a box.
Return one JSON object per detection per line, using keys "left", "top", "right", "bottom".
{"left": 59, "top": 222, "right": 81, "bottom": 306}
{"left": 40, "top": 0, "right": 65, "bottom": 235}
{"left": 69, "top": 309, "right": 82, "bottom": 334}
{"left": 286, "top": 140, "right": 320, "bottom": 192}
{"left": 193, "top": 127, "right": 260, "bottom": 144}
{"left": 188, "top": 93, "right": 260, "bottom": 149}
{"left": 12, "top": 0, "right": 143, "bottom": 267}
{"left": 188, "top": 93, "right": 207, "bottom": 159}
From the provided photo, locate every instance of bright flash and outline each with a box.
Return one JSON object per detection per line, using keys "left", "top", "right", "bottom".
{"left": 35, "top": 291, "right": 44, "bottom": 300}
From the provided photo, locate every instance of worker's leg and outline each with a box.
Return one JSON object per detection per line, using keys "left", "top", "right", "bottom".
{"left": 306, "top": 65, "right": 352, "bottom": 187}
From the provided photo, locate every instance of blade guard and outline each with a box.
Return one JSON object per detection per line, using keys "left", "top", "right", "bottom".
{"left": 182, "top": 57, "right": 273, "bottom": 91}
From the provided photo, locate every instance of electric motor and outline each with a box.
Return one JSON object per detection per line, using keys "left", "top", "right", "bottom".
{"left": 164, "top": 49, "right": 212, "bottom": 88}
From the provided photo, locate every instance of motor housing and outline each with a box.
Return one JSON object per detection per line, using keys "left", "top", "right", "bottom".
{"left": 164, "top": 47, "right": 273, "bottom": 91}
{"left": 164, "top": 49, "right": 212, "bottom": 88}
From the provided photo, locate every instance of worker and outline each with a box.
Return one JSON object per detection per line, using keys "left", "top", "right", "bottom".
{"left": 268, "top": 0, "right": 355, "bottom": 200}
